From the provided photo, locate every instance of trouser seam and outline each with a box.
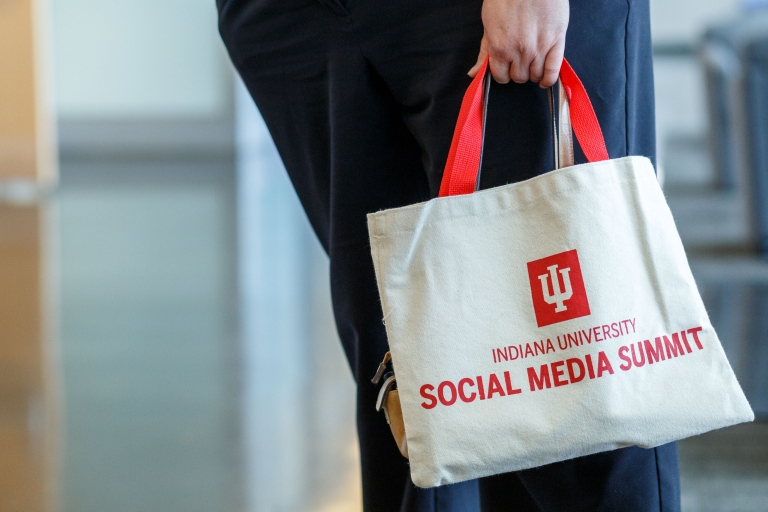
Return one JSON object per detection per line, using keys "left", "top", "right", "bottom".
{"left": 316, "top": 0, "right": 349, "bottom": 17}
{"left": 654, "top": 447, "right": 663, "bottom": 511}
{"left": 624, "top": 0, "right": 631, "bottom": 158}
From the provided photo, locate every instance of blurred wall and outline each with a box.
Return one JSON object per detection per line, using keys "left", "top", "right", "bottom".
{"left": 51, "top": 0, "right": 231, "bottom": 122}
{"left": 49, "top": 0, "right": 753, "bottom": 125}
{"left": 651, "top": 0, "right": 740, "bottom": 46}
{"left": 49, "top": 1, "right": 243, "bottom": 510}
{"left": 650, "top": 0, "right": 741, "bottom": 142}
{"left": 650, "top": 0, "right": 743, "bottom": 191}
{"left": 0, "top": 0, "right": 57, "bottom": 182}
{"left": 0, "top": 2, "right": 59, "bottom": 511}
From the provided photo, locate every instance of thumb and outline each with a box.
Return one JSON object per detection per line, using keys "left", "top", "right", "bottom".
{"left": 468, "top": 33, "right": 489, "bottom": 77}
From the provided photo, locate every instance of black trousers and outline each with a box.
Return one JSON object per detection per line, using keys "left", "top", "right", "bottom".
{"left": 218, "top": 0, "right": 681, "bottom": 510}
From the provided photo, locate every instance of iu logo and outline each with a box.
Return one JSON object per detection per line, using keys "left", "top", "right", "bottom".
{"left": 527, "top": 249, "right": 590, "bottom": 327}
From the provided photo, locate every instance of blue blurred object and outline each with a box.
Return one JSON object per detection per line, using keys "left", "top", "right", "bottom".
{"left": 701, "top": 10, "right": 768, "bottom": 252}
{"left": 741, "top": 0, "right": 768, "bottom": 12}
{"left": 746, "top": 38, "right": 768, "bottom": 253}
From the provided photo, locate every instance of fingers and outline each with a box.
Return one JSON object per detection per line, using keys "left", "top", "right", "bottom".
{"left": 489, "top": 53, "right": 512, "bottom": 84}
{"left": 486, "top": 36, "right": 558, "bottom": 85}
{"left": 529, "top": 54, "right": 546, "bottom": 84}
{"left": 468, "top": 34, "right": 489, "bottom": 77}
{"left": 539, "top": 40, "right": 565, "bottom": 88}
{"left": 470, "top": 32, "right": 540, "bottom": 85}
{"left": 480, "top": 0, "right": 569, "bottom": 85}
{"left": 508, "top": 43, "right": 534, "bottom": 83}
{"left": 487, "top": 40, "right": 537, "bottom": 85}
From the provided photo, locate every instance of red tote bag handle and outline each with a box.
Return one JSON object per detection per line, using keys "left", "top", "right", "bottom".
{"left": 438, "top": 57, "right": 609, "bottom": 198}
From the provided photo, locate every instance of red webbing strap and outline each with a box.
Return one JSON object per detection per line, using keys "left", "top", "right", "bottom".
{"left": 438, "top": 57, "right": 609, "bottom": 198}
{"left": 438, "top": 58, "right": 488, "bottom": 197}
{"left": 558, "top": 58, "right": 609, "bottom": 163}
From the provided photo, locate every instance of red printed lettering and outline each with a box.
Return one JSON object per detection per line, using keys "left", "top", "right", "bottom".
{"left": 585, "top": 354, "right": 596, "bottom": 379}
{"left": 420, "top": 384, "right": 437, "bottom": 410}
{"left": 476, "top": 376, "right": 486, "bottom": 400}
{"left": 680, "top": 330, "right": 693, "bottom": 353}
{"left": 618, "top": 345, "right": 632, "bottom": 371}
{"left": 663, "top": 333, "right": 684, "bottom": 359}
{"left": 438, "top": 381, "right": 457, "bottom": 406}
{"left": 631, "top": 342, "right": 646, "bottom": 367}
{"left": 487, "top": 373, "right": 506, "bottom": 399}
{"left": 458, "top": 378, "right": 476, "bottom": 403}
{"left": 596, "top": 351, "right": 614, "bottom": 376}
{"left": 688, "top": 327, "right": 704, "bottom": 350}
{"left": 421, "top": 373, "right": 523, "bottom": 409}
{"left": 566, "top": 357, "right": 586, "bottom": 383}
{"left": 504, "top": 371, "right": 522, "bottom": 395}
{"left": 613, "top": 326, "right": 705, "bottom": 373}
{"left": 644, "top": 337, "right": 666, "bottom": 364}
{"left": 552, "top": 361, "right": 568, "bottom": 387}
{"left": 528, "top": 365, "right": 551, "bottom": 391}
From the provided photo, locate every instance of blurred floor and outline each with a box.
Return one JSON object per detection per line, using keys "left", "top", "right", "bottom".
{"left": 56, "top": 157, "right": 243, "bottom": 511}
{"left": 679, "top": 421, "right": 768, "bottom": 512}
{"left": 54, "top": 146, "right": 360, "bottom": 511}
{"left": 683, "top": 259, "right": 768, "bottom": 512}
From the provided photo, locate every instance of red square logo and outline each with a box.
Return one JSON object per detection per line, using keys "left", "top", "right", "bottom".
{"left": 527, "top": 249, "right": 590, "bottom": 327}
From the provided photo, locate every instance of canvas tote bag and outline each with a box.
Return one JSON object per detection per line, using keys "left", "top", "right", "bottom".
{"left": 367, "top": 57, "right": 754, "bottom": 488}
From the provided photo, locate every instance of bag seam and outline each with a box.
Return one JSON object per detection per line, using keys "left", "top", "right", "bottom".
{"left": 370, "top": 156, "right": 644, "bottom": 220}
{"left": 370, "top": 174, "right": 641, "bottom": 237}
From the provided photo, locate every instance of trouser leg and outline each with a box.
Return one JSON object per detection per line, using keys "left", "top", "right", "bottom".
{"left": 219, "top": 2, "right": 481, "bottom": 509}
{"left": 479, "top": 472, "right": 542, "bottom": 512}
{"left": 502, "top": 444, "right": 681, "bottom": 512}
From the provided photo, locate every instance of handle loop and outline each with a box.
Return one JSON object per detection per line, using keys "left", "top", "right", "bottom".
{"left": 438, "top": 57, "right": 609, "bottom": 198}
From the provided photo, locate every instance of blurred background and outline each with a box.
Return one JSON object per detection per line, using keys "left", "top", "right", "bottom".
{"left": 0, "top": 0, "right": 767, "bottom": 510}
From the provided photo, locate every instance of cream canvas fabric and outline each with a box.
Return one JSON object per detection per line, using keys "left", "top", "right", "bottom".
{"left": 367, "top": 155, "right": 754, "bottom": 488}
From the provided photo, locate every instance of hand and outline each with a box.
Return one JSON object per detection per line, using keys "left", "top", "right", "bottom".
{"left": 468, "top": 0, "right": 569, "bottom": 88}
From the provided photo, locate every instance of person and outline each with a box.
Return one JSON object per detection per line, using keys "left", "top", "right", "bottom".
{"left": 216, "top": 0, "right": 681, "bottom": 509}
